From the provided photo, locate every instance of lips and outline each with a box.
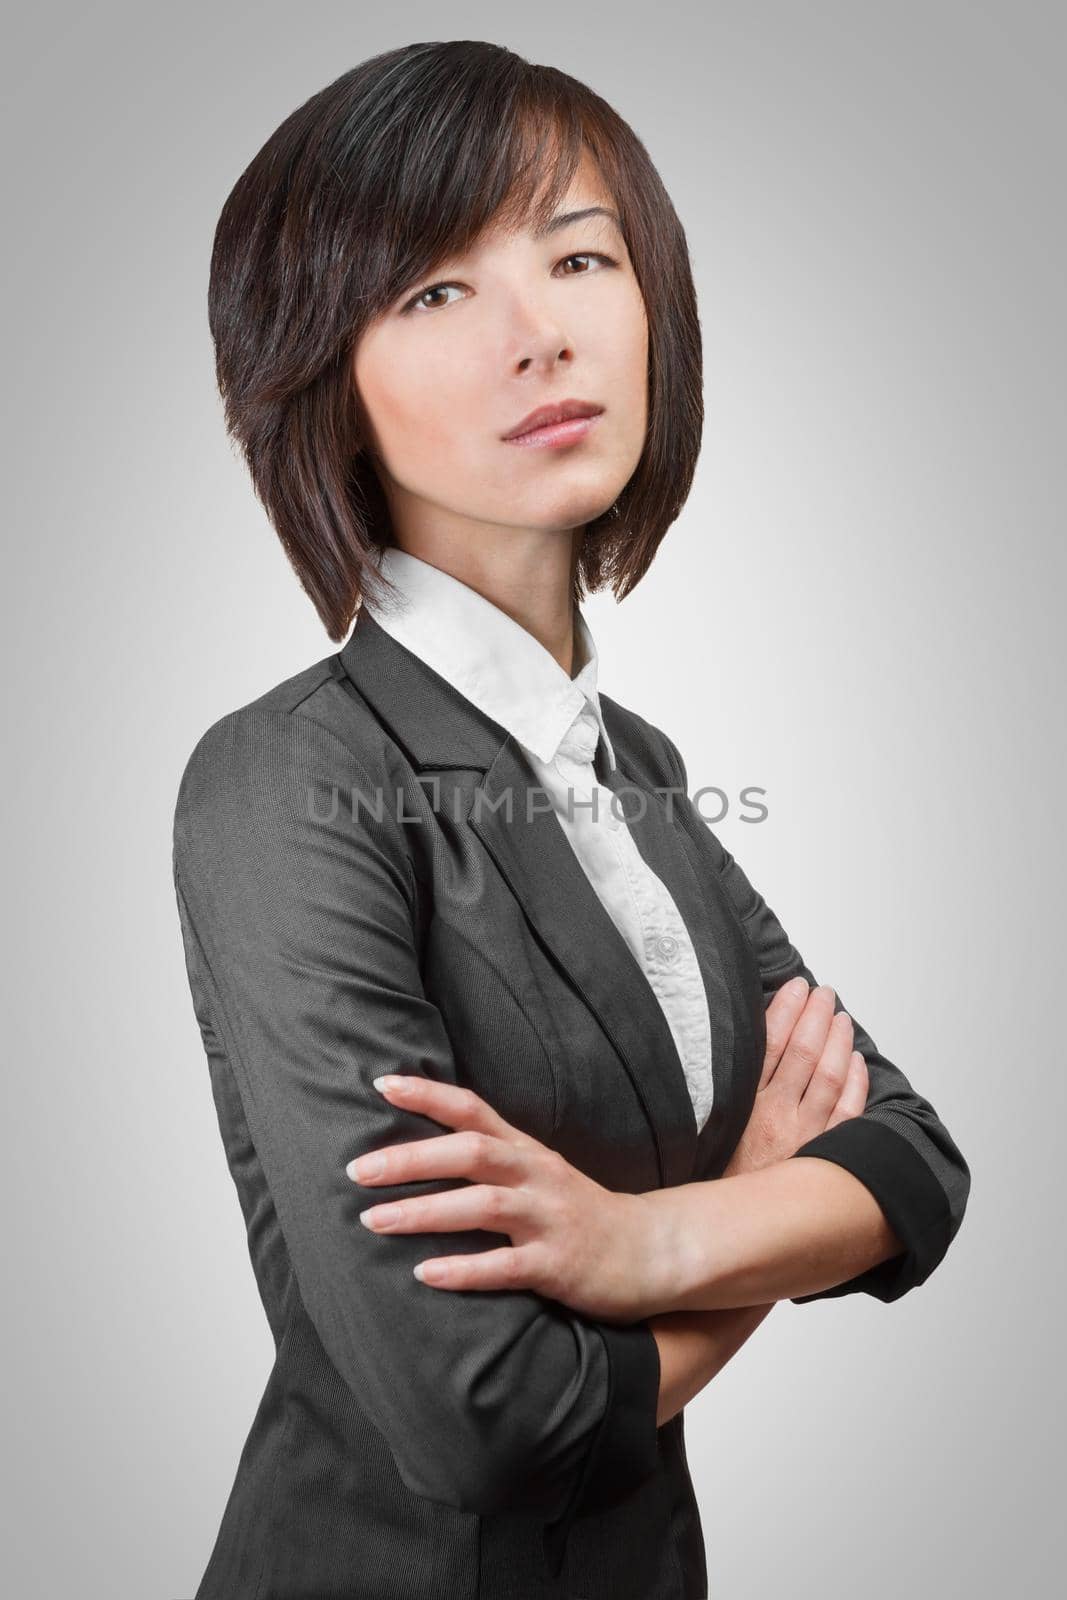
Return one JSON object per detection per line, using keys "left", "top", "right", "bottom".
{"left": 501, "top": 399, "right": 605, "bottom": 440}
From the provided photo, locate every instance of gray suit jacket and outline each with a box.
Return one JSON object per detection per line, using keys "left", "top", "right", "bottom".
{"left": 171, "top": 606, "right": 970, "bottom": 1599}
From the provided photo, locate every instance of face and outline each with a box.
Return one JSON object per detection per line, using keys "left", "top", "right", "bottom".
{"left": 351, "top": 151, "right": 649, "bottom": 552}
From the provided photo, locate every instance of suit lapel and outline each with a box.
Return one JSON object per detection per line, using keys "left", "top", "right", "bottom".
{"left": 336, "top": 606, "right": 702, "bottom": 1189}
{"left": 467, "top": 737, "right": 700, "bottom": 1188}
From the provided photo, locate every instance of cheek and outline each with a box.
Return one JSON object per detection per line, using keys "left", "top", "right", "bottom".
{"left": 607, "top": 331, "right": 650, "bottom": 452}
{"left": 594, "top": 288, "right": 648, "bottom": 397}
{"left": 623, "top": 301, "right": 651, "bottom": 384}
{"left": 359, "top": 346, "right": 479, "bottom": 471}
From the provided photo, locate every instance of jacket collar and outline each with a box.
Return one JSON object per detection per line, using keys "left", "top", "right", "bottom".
{"left": 359, "top": 545, "right": 616, "bottom": 770}
{"left": 337, "top": 601, "right": 508, "bottom": 771}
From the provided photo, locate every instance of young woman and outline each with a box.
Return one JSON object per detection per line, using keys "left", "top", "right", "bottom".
{"left": 172, "top": 40, "right": 971, "bottom": 1600}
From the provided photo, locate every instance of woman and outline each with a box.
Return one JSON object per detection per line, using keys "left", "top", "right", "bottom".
{"left": 172, "top": 40, "right": 970, "bottom": 1600}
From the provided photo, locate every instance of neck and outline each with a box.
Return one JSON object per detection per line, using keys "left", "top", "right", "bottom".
{"left": 387, "top": 521, "right": 584, "bottom": 676}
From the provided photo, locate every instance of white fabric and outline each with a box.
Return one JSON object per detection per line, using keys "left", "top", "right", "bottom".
{"left": 363, "top": 546, "right": 714, "bottom": 1133}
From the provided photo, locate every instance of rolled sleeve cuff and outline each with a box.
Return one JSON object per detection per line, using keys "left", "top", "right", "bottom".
{"left": 542, "top": 1319, "right": 662, "bottom": 1576}
{"left": 788, "top": 1116, "right": 954, "bottom": 1305}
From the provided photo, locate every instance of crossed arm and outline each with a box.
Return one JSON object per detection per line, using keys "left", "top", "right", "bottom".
{"left": 352, "top": 1040, "right": 906, "bottom": 1431}
{"left": 353, "top": 971, "right": 910, "bottom": 1428}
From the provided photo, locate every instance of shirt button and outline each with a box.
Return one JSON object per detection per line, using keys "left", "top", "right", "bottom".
{"left": 654, "top": 934, "right": 679, "bottom": 962}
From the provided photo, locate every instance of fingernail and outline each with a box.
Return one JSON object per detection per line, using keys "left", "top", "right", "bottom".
{"left": 788, "top": 977, "right": 808, "bottom": 995}
{"left": 348, "top": 1153, "right": 385, "bottom": 1181}
{"left": 414, "top": 1260, "right": 447, "bottom": 1284}
{"left": 361, "top": 1205, "right": 398, "bottom": 1229}
{"left": 373, "top": 1075, "right": 403, "bottom": 1092}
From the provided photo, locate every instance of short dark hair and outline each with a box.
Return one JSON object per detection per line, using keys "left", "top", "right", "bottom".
{"left": 208, "top": 41, "right": 703, "bottom": 641}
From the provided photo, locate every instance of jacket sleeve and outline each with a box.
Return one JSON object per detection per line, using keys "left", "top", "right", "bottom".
{"left": 171, "top": 706, "right": 660, "bottom": 1547}
{"left": 656, "top": 726, "right": 970, "bottom": 1305}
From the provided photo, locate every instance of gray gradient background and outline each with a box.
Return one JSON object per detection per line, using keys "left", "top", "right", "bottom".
{"left": 3, "top": 3, "right": 1061, "bottom": 1596}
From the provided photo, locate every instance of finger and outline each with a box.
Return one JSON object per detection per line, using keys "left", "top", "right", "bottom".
{"left": 413, "top": 1244, "right": 540, "bottom": 1293}
{"left": 372, "top": 1073, "right": 524, "bottom": 1144}
{"left": 359, "top": 1182, "right": 521, "bottom": 1236}
{"left": 799, "top": 1008, "right": 854, "bottom": 1124}
{"left": 347, "top": 1128, "right": 525, "bottom": 1188}
{"left": 762, "top": 977, "right": 811, "bottom": 1086}
{"left": 775, "top": 984, "right": 838, "bottom": 1097}
{"left": 825, "top": 1051, "right": 869, "bottom": 1130}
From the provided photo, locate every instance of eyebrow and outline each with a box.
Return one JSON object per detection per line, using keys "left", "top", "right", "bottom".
{"left": 534, "top": 205, "right": 623, "bottom": 238}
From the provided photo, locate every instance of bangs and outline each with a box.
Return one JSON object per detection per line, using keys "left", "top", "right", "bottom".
{"left": 326, "top": 76, "right": 609, "bottom": 318}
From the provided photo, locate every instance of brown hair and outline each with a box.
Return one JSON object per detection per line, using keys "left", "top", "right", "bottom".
{"left": 208, "top": 40, "right": 703, "bottom": 641}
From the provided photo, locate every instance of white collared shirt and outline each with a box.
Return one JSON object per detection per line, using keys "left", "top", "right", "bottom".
{"left": 363, "top": 546, "right": 714, "bottom": 1133}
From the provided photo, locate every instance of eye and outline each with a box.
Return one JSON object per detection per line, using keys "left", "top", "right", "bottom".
{"left": 399, "top": 251, "right": 617, "bottom": 315}
{"left": 558, "top": 252, "right": 615, "bottom": 278}
{"left": 402, "top": 282, "right": 465, "bottom": 314}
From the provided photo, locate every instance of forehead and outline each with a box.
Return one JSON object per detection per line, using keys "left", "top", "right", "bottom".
{"left": 485, "top": 151, "right": 620, "bottom": 245}
{"left": 555, "top": 145, "right": 614, "bottom": 202}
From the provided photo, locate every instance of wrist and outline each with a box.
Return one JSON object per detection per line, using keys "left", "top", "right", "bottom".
{"left": 631, "top": 1183, "right": 724, "bottom": 1316}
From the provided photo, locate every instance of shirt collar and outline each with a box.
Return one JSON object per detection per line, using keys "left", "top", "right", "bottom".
{"left": 362, "top": 546, "right": 617, "bottom": 771}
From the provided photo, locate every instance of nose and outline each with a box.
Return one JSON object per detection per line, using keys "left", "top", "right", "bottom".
{"left": 516, "top": 338, "right": 573, "bottom": 374}
{"left": 505, "top": 296, "right": 574, "bottom": 375}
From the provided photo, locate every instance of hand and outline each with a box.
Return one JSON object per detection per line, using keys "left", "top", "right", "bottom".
{"left": 347, "top": 1074, "right": 663, "bottom": 1322}
{"left": 723, "top": 979, "right": 868, "bottom": 1177}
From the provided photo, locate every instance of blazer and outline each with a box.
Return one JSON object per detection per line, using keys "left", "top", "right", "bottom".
{"left": 171, "top": 604, "right": 971, "bottom": 1600}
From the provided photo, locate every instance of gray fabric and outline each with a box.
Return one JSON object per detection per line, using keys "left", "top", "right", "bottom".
{"left": 171, "top": 606, "right": 969, "bottom": 1598}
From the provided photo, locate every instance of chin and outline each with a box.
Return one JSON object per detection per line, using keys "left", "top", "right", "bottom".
{"left": 525, "top": 482, "right": 623, "bottom": 531}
